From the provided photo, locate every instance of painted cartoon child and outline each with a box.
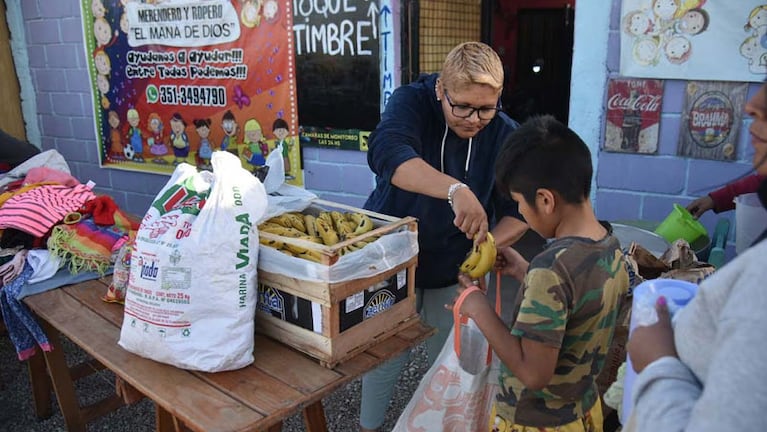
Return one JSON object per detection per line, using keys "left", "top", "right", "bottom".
{"left": 125, "top": 108, "right": 144, "bottom": 162}
{"left": 664, "top": 34, "right": 692, "bottom": 64}
{"left": 94, "top": 49, "right": 111, "bottom": 76}
{"left": 272, "top": 118, "right": 294, "bottom": 180}
{"left": 107, "top": 110, "right": 123, "bottom": 160}
{"left": 672, "top": 8, "right": 709, "bottom": 36}
{"left": 220, "top": 110, "right": 239, "bottom": 156}
{"left": 632, "top": 37, "right": 661, "bottom": 66}
{"left": 193, "top": 118, "right": 213, "bottom": 168}
{"left": 745, "top": 5, "right": 767, "bottom": 36}
{"left": 147, "top": 113, "right": 169, "bottom": 164}
{"left": 652, "top": 0, "right": 679, "bottom": 22}
{"left": 93, "top": 16, "right": 117, "bottom": 48}
{"left": 91, "top": 0, "right": 106, "bottom": 18}
{"left": 622, "top": 10, "right": 657, "bottom": 37}
{"left": 242, "top": 119, "right": 268, "bottom": 171}
{"left": 169, "top": 113, "right": 190, "bottom": 165}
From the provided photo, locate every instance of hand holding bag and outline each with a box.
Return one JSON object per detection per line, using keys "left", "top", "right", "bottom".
{"left": 393, "top": 275, "right": 502, "bottom": 432}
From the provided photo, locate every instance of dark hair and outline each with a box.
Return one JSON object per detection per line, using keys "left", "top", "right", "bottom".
{"left": 193, "top": 118, "right": 211, "bottom": 128}
{"left": 687, "top": 8, "right": 709, "bottom": 34}
{"left": 223, "top": 110, "right": 235, "bottom": 121}
{"left": 272, "top": 118, "right": 289, "bottom": 131}
{"left": 171, "top": 112, "right": 186, "bottom": 127}
{"left": 495, "top": 115, "right": 592, "bottom": 206}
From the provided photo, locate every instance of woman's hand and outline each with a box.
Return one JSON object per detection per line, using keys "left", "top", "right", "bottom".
{"left": 495, "top": 246, "right": 529, "bottom": 281}
{"left": 451, "top": 187, "right": 489, "bottom": 242}
{"left": 627, "top": 296, "right": 678, "bottom": 373}
{"left": 686, "top": 195, "right": 714, "bottom": 219}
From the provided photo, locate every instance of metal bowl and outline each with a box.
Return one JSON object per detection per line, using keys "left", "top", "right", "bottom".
{"left": 611, "top": 223, "right": 670, "bottom": 258}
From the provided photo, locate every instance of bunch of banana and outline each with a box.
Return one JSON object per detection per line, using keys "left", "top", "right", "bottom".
{"left": 459, "top": 233, "right": 497, "bottom": 279}
{"left": 258, "top": 210, "right": 381, "bottom": 262}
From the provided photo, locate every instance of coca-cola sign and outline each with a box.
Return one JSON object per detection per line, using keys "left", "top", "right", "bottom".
{"left": 604, "top": 78, "right": 663, "bottom": 154}
{"left": 607, "top": 93, "right": 662, "bottom": 112}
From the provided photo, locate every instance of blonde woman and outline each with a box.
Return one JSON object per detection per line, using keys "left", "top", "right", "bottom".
{"left": 359, "top": 41, "right": 528, "bottom": 431}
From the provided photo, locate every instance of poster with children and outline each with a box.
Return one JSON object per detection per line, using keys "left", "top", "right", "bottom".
{"left": 81, "top": 0, "right": 303, "bottom": 185}
{"left": 620, "top": 1, "right": 767, "bottom": 82}
{"left": 677, "top": 81, "right": 748, "bottom": 161}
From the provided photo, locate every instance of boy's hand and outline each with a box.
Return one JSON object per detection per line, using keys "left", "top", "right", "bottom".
{"left": 495, "top": 246, "right": 529, "bottom": 281}
{"left": 627, "top": 296, "right": 678, "bottom": 373}
{"left": 447, "top": 273, "right": 491, "bottom": 318}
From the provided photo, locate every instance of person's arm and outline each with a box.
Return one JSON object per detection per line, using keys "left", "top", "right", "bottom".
{"left": 455, "top": 270, "right": 561, "bottom": 390}
{"left": 707, "top": 174, "right": 765, "bottom": 213}
{"left": 630, "top": 272, "right": 767, "bottom": 431}
{"left": 491, "top": 215, "right": 528, "bottom": 248}
{"left": 367, "top": 85, "right": 492, "bottom": 240}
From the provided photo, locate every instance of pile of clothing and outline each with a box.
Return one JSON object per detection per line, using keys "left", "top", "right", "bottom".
{"left": 0, "top": 150, "right": 138, "bottom": 360}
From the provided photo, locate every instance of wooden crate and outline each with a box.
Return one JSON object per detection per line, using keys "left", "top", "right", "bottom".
{"left": 256, "top": 199, "right": 419, "bottom": 368}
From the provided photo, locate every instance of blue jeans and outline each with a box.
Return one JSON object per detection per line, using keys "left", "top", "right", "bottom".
{"left": 359, "top": 284, "right": 457, "bottom": 430}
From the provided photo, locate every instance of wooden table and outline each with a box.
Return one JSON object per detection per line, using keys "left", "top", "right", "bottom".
{"left": 23, "top": 277, "right": 434, "bottom": 432}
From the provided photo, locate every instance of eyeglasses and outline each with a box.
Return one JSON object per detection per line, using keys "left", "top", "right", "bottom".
{"left": 443, "top": 90, "right": 502, "bottom": 120}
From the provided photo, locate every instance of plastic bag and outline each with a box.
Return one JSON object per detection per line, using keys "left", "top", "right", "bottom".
{"left": 118, "top": 151, "right": 267, "bottom": 372}
{"left": 393, "top": 286, "right": 499, "bottom": 431}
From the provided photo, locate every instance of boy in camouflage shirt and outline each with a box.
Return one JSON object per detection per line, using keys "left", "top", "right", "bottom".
{"left": 454, "top": 115, "right": 629, "bottom": 431}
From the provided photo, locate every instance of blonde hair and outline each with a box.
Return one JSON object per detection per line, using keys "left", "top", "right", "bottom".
{"left": 440, "top": 41, "right": 503, "bottom": 93}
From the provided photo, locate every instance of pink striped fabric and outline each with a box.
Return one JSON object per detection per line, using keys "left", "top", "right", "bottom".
{"left": 0, "top": 184, "right": 96, "bottom": 237}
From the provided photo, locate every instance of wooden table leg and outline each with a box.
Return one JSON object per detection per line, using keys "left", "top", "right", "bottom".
{"left": 155, "top": 404, "right": 175, "bottom": 432}
{"left": 26, "top": 346, "right": 53, "bottom": 418}
{"left": 302, "top": 400, "right": 328, "bottom": 432}
{"left": 38, "top": 322, "right": 87, "bottom": 432}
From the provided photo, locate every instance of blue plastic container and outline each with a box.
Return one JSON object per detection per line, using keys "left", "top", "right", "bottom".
{"left": 622, "top": 278, "right": 698, "bottom": 422}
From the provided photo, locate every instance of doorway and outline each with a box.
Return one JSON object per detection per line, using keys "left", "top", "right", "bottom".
{"left": 493, "top": 3, "right": 575, "bottom": 124}
{"left": 0, "top": 0, "right": 25, "bottom": 140}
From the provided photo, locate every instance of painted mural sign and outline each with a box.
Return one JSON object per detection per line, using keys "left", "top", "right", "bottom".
{"left": 678, "top": 81, "right": 748, "bottom": 160}
{"left": 620, "top": 1, "right": 767, "bottom": 82}
{"left": 82, "top": 0, "right": 302, "bottom": 184}
{"left": 294, "top": 0, "right": 391, "bottom": 151}
{"left": 604, "top": 78, "right": 663, "bottom": 154}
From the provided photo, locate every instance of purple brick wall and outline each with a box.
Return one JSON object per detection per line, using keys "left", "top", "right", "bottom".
{"left": 12, "top": 0, "right": 761, "bottom": 262}
{"left": 17, "top": 0, "right": 375, "bottom": 216}
{"left": 19, "top": 0, "right": 170, "bottom": 216}
{"left": 595, "top": 0, "right": 761, "bottom": 259}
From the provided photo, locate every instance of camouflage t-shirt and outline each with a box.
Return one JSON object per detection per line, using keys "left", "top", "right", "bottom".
{"left": 495, "top": 232, "right": 629, "bottom": 427}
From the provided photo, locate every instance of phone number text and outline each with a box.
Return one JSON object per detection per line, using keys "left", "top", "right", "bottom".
{"left": 158, "top": 85, "right": 226, "bottom": 107}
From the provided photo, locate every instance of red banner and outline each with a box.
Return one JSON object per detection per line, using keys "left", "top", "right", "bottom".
{"left": 83, "top": 0, "right": 301, "bottom": 184}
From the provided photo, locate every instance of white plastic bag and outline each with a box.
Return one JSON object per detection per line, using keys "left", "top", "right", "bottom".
{"left": 393, "top": 286, "right": 499, "bottom": 431}
{"left": 118, "top": 151, "right": 267, "bottom": 372}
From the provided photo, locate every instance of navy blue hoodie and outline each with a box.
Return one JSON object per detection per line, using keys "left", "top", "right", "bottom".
{"left": 364, "top": 73, "right": 521, "bottom": 288}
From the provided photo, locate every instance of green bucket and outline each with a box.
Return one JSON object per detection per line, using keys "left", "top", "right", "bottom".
{"left": 654, "top": 204, "right": 708, "bottom": 244}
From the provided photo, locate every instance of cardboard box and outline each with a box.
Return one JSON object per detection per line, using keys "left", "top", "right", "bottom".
{"left": 255, "top": 199, "right": 419, "bottom": 368}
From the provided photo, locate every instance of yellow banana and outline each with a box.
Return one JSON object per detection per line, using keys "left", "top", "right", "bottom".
{"left": 351, "top": 213, "right": 374, "bottom": 235}
{"left": 304, "top": 214, "right": 318, "bottom": 237}
{"left": 297, "top": 250, "right": 325, "bottom": 263}
{"left": 314, "top": 218, "right": 339, "bottom": 246}
{"left": 267, "top": 214, "right": 294, "bottom": 228}
{"left": 330, "top": 211, "right": 347, "bottom": 231}
{"left": 259, "top": 237, "right": 286, "bottom": 249}
{"left": 336, "top": 220, "right": 356, "bottom": 239}
{"left": 317, "top": 211, "right": 334, "bottom": 226}
{"left": 284, "top": 213, "right": 307, "bottom": 233}
{"left": 260, "top": 225, "right": 305, "bottom": 238}
{"left": 461, "top": 233, "right": 497, "bottom": 279}
{"left": 459, "top": 243, "right": 482, "bottom": 273}
{"left": 258, "top": 222, "right": 284, "bottom": 232}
